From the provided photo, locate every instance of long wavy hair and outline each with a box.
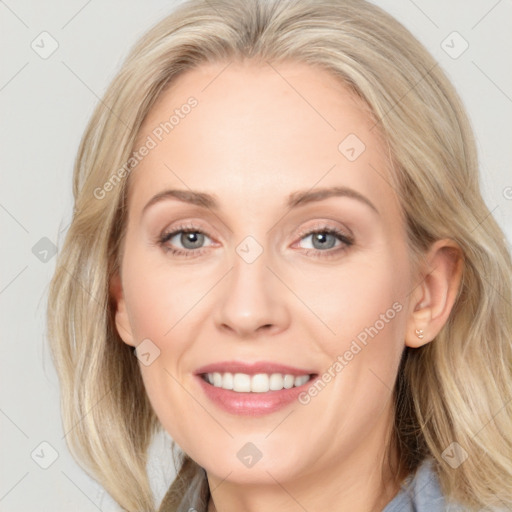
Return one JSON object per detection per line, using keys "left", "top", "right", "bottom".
{"left": 47, "top": 0, "right": 512, "bottom": 510}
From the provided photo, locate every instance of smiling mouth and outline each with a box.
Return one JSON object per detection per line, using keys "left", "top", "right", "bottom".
{"left": 200, "top": 372, "right": 316, "bottom": 393}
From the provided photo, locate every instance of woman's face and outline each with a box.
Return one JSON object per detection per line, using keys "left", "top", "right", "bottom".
{"left": 113, "top": 60, "right": 418, "bottom": 486}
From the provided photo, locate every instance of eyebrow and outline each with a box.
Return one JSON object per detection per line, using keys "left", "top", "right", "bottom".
{"left": 142, "top": 186, "right": 379, "bottom": 215}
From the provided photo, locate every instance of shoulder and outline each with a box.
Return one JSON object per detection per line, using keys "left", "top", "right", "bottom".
{"left": 382, "top": 458, "right": 462, "bottom": 512}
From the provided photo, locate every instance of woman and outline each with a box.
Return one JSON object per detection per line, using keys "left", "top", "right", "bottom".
{"left": 47, "top": 0, "right": 512, "bottom": 511}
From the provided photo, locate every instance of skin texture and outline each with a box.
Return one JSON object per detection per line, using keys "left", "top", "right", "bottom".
{"left": 111, "top": 60, "right": 463, "bottom": 512}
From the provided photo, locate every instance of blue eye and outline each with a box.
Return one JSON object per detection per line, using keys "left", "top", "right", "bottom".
{"left": 294, "top": 227, "right": 354, "bottom": 259}
{"left": 299, "top": 231, "right": 341, "bottom": 250}
{"left": 165, "top": 231, "right": 206, "bottom": 250}
{"left": 157, "top": 225, "right": 353, "bottom": 259}
{"left": 158, "top": 227, "right": 213, "bottom": 257}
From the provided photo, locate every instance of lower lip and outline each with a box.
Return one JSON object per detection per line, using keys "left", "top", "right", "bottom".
{"left": 195, "top": 375, "right": 317, "bottom": 416}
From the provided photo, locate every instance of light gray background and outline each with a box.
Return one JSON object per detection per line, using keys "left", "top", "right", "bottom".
{"left": 1, "top": 1, "right": 511, "bottom": 510}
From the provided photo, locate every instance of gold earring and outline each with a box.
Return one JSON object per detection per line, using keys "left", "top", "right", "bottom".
{"left": 415, "top": 329, "right": 424, "bottom": 339}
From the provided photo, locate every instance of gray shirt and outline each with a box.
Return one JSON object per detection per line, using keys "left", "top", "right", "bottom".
{"left": 382, "top": 458, "right": 448, "bottom": 511}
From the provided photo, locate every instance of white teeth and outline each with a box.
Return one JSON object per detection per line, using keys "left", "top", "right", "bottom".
{"left": 269, "top": 373, "right": 284, "bottom": 390}
{"left": 251, "top": 373, "right": 269, "bottom": 393}
{"left": 294, "top": 375, "right": 310, "bottom": 387}
{"left": 233, "top": 373, "right": 251, "bottom": 392}
{"left": 222, "top": 372, "right": 234, "bottom": 390}
{"left": 283, "top": 374, "right": 294, "bottom": 389}
{"left": 204, "top": 372, "right": 312, "bottom": 392}
{"left": 213, "top": 372, "right": 222, "bottom": 387}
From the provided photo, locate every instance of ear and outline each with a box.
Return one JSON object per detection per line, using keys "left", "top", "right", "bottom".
{"left": 110, "top": 272, "right": 136, "bottom": 347}
{"left": 405, "top": 239, "right": 464, "bottom": 348}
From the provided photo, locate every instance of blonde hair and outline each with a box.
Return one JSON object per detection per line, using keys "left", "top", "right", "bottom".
{"left": 47, "top": 0, "right": 512, "bottom": 510}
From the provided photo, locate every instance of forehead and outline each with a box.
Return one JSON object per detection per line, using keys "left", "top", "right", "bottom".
{"left": 128, "top": 60, "right": 399, "bottom": 220}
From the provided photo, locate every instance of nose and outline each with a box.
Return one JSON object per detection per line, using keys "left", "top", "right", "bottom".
{"left": 213, "top": 248, "right": 291, "bottom": 338}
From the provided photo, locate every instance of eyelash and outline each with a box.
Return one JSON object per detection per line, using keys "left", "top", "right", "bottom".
{"left": 157, "top": 222, "right": 354, "bottom": 259}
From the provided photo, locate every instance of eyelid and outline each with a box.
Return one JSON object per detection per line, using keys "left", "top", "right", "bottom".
{"left": 158, "top": 222, "right": 216, "bottom": 246}
{"left": 293, "top": 220, "right": 354, "bottom": 243}
{"left": 159, "top": 218, "right": 213, "bottom": 236}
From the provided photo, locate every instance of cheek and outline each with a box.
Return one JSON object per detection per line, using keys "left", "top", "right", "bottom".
{"left": 284, "top": 254, "right": 408, "bottom": 459}
{"left": 292, "top": 249, "right": 408, "bottom": 359}
{"left": 288, "top": 249, "right": 409, "bottom": 438}
{"left": 119, "top": 243, "right": 220, "bottom": 432}
{"left": 120, "top": 252, "right": 202, "bottom": 448}
{"left": 121, "top": 244, "right": 208, "bottom": 344}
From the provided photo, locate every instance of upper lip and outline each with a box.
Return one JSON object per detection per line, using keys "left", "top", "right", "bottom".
{"left": 195, "top": 360, "right": 317, "bottom": 376}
